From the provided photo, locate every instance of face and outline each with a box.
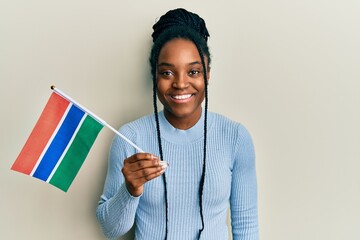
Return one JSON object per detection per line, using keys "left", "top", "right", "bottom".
{"left": 156, "top": 38, "right": 210, "bottom": 129}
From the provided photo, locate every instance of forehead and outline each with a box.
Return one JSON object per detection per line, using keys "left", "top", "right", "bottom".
{"left": 158, "top": 38, "right": 201, "bottom": 64}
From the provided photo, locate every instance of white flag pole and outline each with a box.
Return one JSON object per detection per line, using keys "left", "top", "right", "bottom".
{"left": 51, "top": 85, "right": 144, "bottom": 153}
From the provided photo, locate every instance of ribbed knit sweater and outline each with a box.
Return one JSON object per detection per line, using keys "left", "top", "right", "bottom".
{"left": 96, "top": 110, "right": 258, "bottom": 240}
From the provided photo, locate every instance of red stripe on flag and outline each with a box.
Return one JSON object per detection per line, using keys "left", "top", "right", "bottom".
{"left": 11, "top": 92, "right": 70, "bottom": 174}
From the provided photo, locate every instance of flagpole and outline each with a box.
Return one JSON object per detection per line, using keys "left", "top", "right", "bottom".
{"left": 50, "top": 85, "right": 144, "bottom": 153}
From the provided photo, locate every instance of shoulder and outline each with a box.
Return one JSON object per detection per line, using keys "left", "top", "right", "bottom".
{"left": 208, "top": 112, "right": 252, "bottom": 141}
{"left": 119, "top": 114, "right": 155, "bottom": 136}
{"left": 207, "top": 112, "right": 254, "bottom": 165}
{"left": 111, "top": 114, "right": 155, "bottom": 152}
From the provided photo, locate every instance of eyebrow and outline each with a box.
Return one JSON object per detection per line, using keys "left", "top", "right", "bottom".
{"left": 157, "top": 61, "right": 202, "bottom": 67}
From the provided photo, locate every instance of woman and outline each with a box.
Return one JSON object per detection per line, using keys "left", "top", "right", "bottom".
{"left": 96, "top": 8, "right": 258, "bottom": 240}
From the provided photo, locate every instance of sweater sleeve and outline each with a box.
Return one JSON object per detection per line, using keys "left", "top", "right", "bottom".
{"left": 96, "top": 127, "right": 140, "bottom": 239}
{"left": 230, "top": 125, "right": 259, "bottom": 240}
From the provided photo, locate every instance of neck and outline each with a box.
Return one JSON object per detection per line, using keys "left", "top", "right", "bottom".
{"left": 163, "top": 109, "right": 202, "bottom": 130}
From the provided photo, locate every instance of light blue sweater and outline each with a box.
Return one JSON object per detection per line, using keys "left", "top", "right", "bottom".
{"left": 96, "top": 110, "right": 258, "bottom": 240}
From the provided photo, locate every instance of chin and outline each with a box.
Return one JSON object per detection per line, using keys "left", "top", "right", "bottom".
{"left": 168, "top": 108, "right": 200, "bottom": 119}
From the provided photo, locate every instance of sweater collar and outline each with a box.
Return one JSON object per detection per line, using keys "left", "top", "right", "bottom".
{"left": 158, "top": 110, "right": 205, "bottom": 144}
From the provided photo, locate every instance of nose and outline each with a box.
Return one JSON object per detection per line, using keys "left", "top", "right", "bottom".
{"left": 172, "top": 73, "right": 189, "bottom": 89}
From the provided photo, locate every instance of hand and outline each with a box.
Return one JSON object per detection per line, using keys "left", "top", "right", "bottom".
{"left": 122, "top": 153, "right": 167, "bottom": 197}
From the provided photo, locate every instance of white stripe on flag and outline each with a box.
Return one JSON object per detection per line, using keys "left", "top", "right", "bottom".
{"left": 46, "top": 113, "right": 87, "bottom": 182}
{"left": 30, "top": 103, "right": 73, "bottom": 176}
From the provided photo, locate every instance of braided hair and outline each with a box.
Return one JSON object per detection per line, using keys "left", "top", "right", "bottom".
{"left": 149, "top": 8, "right": 211, "bottom": 240}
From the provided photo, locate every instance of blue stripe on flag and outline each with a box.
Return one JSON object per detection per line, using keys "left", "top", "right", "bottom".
{"left": 33, "top": 105, "right": 85, "bottom": 181}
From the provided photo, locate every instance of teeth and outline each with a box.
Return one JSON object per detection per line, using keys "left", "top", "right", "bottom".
{"left": 172, "top": 94, "right": 192, "bottom": 100}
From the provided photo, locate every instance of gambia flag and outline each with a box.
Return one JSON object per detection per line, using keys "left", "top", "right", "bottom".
{"left": 11, "top": 91, "right": 103, "bottom": 192}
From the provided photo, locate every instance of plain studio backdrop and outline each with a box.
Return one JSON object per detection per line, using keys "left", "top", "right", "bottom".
{"left": 1, "top": 1, "right": 359, "bottom": 239}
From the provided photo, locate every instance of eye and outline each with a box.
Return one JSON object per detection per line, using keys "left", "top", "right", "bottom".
{"left": 189, "top": 70, "right": 201, "bottom": 76}
{"left": 162, "top": 71, "right": 172, "bottom": 75}
{"left": 158, "top": 70, "right": 174, "bottom": 79}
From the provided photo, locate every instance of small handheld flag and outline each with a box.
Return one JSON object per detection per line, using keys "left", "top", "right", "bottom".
{"left": 11, "top": 86, "right": 144, "bottom": 192}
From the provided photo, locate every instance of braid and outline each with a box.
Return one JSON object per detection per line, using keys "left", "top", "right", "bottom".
{"left": 192, "top": 40, "right": 209, "bottom": 239}
{"left": 152, "top": 8, "right": 209, "bottom": 43}
{"left": 149, "top": 8, "right": 211, "bottom": 239}
{"left": 151, "top": 48, "right": 169, "bottom": 239}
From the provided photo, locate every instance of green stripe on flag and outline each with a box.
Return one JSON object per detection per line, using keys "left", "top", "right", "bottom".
{"left": 49, "top": 115, "right": 103, "bottom": 192}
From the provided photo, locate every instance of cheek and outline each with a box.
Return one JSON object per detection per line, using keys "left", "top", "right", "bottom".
{"left": 194, "top": 80, "right": 206, "bottom": 93}
{"left": 156, "top": 79, "right": 171, "bottom": 95}
{"left": 156, "top": 82, "right": 168, "bottom": 106}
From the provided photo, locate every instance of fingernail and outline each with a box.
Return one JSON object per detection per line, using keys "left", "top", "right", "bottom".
{"left": 160, "top": 161, "right": 169, "bottom": 168}
{"left": 152, "top": 155, "right": 159, "bottom": 160}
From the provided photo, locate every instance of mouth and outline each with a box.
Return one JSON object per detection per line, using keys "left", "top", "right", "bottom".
{"left": 171, "top": 94, "right": 193, "bottom": 100}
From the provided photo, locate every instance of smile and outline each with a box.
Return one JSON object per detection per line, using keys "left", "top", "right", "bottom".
{"left": 171, "top": 94, "right": 193, "bottom": 100}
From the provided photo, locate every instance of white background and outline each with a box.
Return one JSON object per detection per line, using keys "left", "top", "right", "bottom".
{"left": 1, "top": 0, "right": 359, "bottom": 239}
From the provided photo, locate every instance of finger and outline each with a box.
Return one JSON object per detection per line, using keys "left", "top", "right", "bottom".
{"left": 122, "top": 160, "right": 161, "bottom": 178}
{"left": 125, "top": 167, "right": 165, "bottom": 195}
{"left": 126, "top": 153, "right": 158, "bottom": 164}
{"left": 122, "top": 162, "right": 167, "bottom": 196}
{"left": 130, "top": 160, "right": 168, "bottom": 174}
{"left": 131, "top": 163, "right": 164, "bottom": 179}
{"left": 125, "top": 159, "right": 162, "bottom": 172}
{"left": 133, "top": 166, "right": 166, "bottom": 182}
